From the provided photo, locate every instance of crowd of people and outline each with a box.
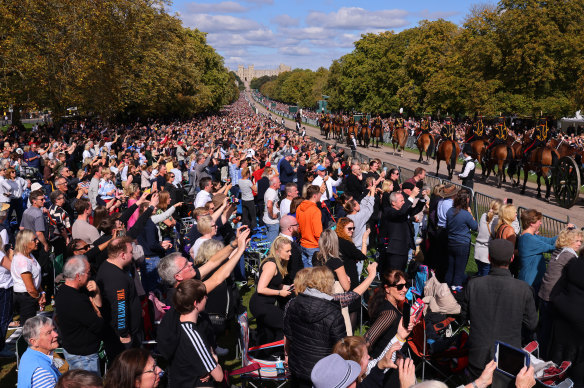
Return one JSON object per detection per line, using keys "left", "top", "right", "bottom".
{"left": 0, "top": 94, "right": 582, "bottom": 388}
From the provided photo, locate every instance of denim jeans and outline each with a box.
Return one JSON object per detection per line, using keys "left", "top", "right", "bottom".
{"left": 142, "top": 256, "right": 161, "bottom": 293}
{"left": 476, "top": 261, "right": 491, "bottom": 277}
{"left": 301, "top": 247, "right": 319, "bottom": 268}
{"left": 265, "top": 223, "right": 280, "bottom": 245}
{"left": 63, "top": 349, "right": 101, "bottom": 375}
{"left": 445, "top": 244, "right": 471, "bottom": 287}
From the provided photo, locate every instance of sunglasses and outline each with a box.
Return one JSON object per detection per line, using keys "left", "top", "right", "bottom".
{"left": 389, "top": 283, "right": 407, "bottom": 291}
{"left": 347, "top": 227, "right": 355, "bottom": 231}
{"left": 76, "top": 244, "right": 91, "bottom": 251}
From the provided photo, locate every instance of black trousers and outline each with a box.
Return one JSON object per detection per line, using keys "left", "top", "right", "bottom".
{"left": 379, "top": 252, "right": 408, "bottom": 274}
{"left": 241, "top": 200, "right": 257, "bottom": 230}
{"left": 13, "top": 292, "right": 37, "bottom": 325}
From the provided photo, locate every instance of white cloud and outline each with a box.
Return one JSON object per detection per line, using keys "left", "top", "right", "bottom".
{"left": 271, "top": 14, "right": 299, "bottom": 27}
{"left": 183, "top": 2, "right": 248, "bottom": 14}
{"left": 180, "top": 14, "right": 261, "bottom": 32}
{"left": 207, "top": 28, "right": 278, "bottom": 48}
{"left": 244, "top": 0, "right": 274, "bottom": 4}
{"left": 279, "top": 46, "right": 312, "bottom": 56}
{"left": 306, "top": 7, "right": 409, "bottom": 30}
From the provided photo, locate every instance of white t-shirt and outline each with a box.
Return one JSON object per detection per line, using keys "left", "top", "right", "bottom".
{"left": 190, "top": 237, "right": 210, "bottom": 260}
{"left": 11, "top": 253, "right": 41, "bottom": 293}
{"left": 194, "top": 190, "right": 212, "bottom": 209}
{"left": 0, "top": 251, "right": 13, "bottom": 288}
{"left": 263, "top": 188, "right": 280, "bottom": 225}
{"left": 280, "top": 198, "right": 291, "bottom": 218}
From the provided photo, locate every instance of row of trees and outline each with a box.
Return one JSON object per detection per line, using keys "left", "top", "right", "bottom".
{"left": 260, "top": 0, "right": 584, "bottom": 117}
{"left": 0, "top": 0, "right": 239, "bottom": 122}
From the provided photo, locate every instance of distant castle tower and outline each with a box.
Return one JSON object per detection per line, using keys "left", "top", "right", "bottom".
{"left": 236, "top": 64, "right": 291, "bottom": 88}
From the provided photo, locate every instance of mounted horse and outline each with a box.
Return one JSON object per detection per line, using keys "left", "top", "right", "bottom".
{"left": 321, "top": 113, "right": 332, "bottom": 140}
{"left": 346, "top": 116, "right": 358, "bottom": 146}
{"left": 435, "top": 139, "right": 460, "bottom": 180}
{"left": 359, "top": 115, "right": 371, "bottom": 148}
{"left": 483, "top": 135, "right": 516, "bottom": 188}
{"left": 370, "top": 116, "right": 383, "bottom": 148}
{"left": 519, "top": 145, "right": 559, "bottom": 199}
{"left": 463, "top": 119, "right": 488, "bottom": 171}
{"left": 415, "top": 132, "right": 435, "bottom": 164}
{"left": 333, "top": 115, "right": 344, "bottom": 142}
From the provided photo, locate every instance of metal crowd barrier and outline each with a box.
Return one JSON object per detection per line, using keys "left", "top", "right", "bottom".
{"left": 399, "top": 167, "right": 415, "bottom": 185}
{"left": 473, "top": 191, "right": 499, "bottom": 220}
{"left": 423, "top": 174, "right": 442, "bottom": 193}
{"left": 517, "top": 206, "right": 569, "bottom": 238}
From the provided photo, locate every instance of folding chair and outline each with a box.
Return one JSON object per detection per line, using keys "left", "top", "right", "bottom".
{"left": 407, "top": 317, "right": 468, "bottom": 382}
{"left": 236, "top": 312, "right": 289, "bottom": 388}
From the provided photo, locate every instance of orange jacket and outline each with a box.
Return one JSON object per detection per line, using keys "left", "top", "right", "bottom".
{"left": 296, "top": 200, "right": 323, "bottom": 249}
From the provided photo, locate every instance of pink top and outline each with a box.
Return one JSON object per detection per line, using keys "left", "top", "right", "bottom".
{"left": 127, "top": 198, "right": 140, "bottom": 228}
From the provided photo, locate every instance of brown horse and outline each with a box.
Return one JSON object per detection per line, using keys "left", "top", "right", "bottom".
{"left": 483, "top": 142, "right": 514, "bottom": 188}
{"left": 346, "top": 118, "right": 358, "bottom": 146}
{"left": 391, "top": 128, "right": 407, "bottom": 155}
{"left": 371, "top": 118, "right": 383, "bottom": 148}
{"left": 415, "top": 133, "right": 435, "bottom": 164}
{"left": 436, "top": 139, "right": 460, "bottom": 180}
{"left": 359, "top": 123, "right": 371, "bottom": 148}
{"left": 519, "top": 146, "right": 559, "bottom": 199}
{"left": 323, "top": 121, "right": 332, "bottom": 140}
{"left": 548, "top": 138, "right": 580, "bottom": 158}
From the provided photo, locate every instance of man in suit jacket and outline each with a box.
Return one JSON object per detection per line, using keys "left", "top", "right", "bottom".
{"left": 379, "top": 187, "right": 426, "bottom": 273}
{"left": 461, "top": 239, "right": 537, "bottom": 379}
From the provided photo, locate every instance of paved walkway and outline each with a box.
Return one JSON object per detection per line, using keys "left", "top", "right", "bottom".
{"left": 249, "top": 91, "right": 584, "bottom": 227}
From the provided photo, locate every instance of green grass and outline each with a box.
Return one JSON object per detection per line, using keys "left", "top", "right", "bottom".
{"left": 1, "top": 123, "right": 33, "bottom": 132}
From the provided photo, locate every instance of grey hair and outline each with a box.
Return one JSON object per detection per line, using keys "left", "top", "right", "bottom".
{"left": 195, "top": 239, "right": 224, "bottom": 266}
{"left": 412, "top": 381, "right": 448, "bottom": 388}
{"left": 389, "top": 191, "right": 402, "bottom": 204}
{"left": 23, "top": 315, "right": 53, "bottom": 345}
{"left": 62, "top": 255, "right": 88, "bottom": 280}
{"left": 158, "top": 252, "right": 184, "bottom": 286}
{"left": 318, "top": 229, "right": 339, "bottom": 261}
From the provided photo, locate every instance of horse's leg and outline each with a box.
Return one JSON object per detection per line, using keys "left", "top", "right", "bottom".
{"left": 536, "top": 174, "right": 542, "bottom": 198}
{"left": 521, "top": 166, "right": 529, "bottom": 195}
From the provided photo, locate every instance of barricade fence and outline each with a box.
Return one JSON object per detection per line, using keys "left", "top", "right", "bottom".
{"left": 473, "top": 192, "right": 498, "bottom": 221}
{"left": 517, "top": 206, "right": 569, "bottom": 238}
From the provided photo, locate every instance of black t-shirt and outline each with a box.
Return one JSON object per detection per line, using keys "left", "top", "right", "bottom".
{"left": 96, "top": 261, "right": 142, "bottom": 338}
{"left": 168, "top": 321, "right": 217, "bottom": 388}
{"left": 54, "top": 284, "right": 103, "bottom": 355}
{"left": 311, "top": 253, "right": 343, "bottom": 282}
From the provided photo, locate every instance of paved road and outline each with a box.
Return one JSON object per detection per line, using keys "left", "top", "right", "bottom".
{"left": 248, "top": 92, "right": 584, "bottom": 227}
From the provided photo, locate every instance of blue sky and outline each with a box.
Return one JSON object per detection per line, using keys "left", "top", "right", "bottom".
{"left": 170, "top": 0, "right": 496, "bottom": 71}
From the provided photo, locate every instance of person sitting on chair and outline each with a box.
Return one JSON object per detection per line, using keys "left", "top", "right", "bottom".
{"left": 523, "top": 118, "right": 550, "bottom": 163}
{"left": 485, "top": 116, "right": 509, "bottom": 161}
{"left": 18, "top": 315, "right": 61, "bottom": 388}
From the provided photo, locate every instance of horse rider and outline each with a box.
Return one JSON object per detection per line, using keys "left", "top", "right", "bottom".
{"left": 466, "top": 116, "right": 485, "bottom": 143}
{"left": 523, "top": 117, "right": 550, "bottom": 162}
{"left": 393, "top": 113, "right": 405, "bottom": 139}
{"left": 485, "top": 116, "right": 508, "bottom": 161}
{"left": 434, "top": 116, "right": 455, "bottom": 159}
{"left": 360, "top": 114, "right": 369, "bottom": 129}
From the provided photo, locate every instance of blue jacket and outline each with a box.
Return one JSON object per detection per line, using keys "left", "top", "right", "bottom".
{"left": 446, "top": 207, "right": 478, "bottom": 246}
{"left": 18, "top": 348, "right": 61, "bottom": 388}
{"left": 518, "top": 233, "right": 557, "bottom": 289}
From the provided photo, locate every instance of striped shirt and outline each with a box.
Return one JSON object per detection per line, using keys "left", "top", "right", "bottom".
{"left": 31, "top": 367, "right": 58, "bottom": 388}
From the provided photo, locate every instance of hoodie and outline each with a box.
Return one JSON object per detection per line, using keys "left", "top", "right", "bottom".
{"left": 296, "top": 200, "right": 322, "bottom": 249}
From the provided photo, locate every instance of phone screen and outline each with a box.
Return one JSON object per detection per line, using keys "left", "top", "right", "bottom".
{"left": 402, "top": 302, "right": 411, "bottom": 329}
{"left": 496, "top": 342, "right": 527, "bottom": 377}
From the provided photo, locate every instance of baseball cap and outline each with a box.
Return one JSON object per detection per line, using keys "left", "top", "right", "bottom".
{"left": 316, "top": 165, "right": 326, "bottom": 172}
{"left": 401, "top": 182, "right": 416, "bottom": 191}
{"left": 311, "top": 354, "right": 361, "bottom": 388}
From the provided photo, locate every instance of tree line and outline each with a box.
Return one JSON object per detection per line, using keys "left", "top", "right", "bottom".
{"left": 259, "top": 0, "right": 584, "bottom": 118}
{"left": 0, "top": 0, "right": 239, "bottom": 123}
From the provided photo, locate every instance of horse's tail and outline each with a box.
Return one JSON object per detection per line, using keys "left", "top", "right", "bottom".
{"left": 428, "top": 135, "right": 435, "bottom": 154}
{"left": 449, "top": 141, "right": 457, "bottom": 168}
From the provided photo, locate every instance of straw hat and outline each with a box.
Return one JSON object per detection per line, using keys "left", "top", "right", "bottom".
{"left": 438, "top": 184, "right": 460, "bottom": 198}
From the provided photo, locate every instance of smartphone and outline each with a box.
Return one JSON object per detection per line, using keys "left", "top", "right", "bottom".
{"left": 495, "top": 341, "right": 530, "bottom": 378}
{"left": 144, "top": 188, "right": 151, "bottom": 195}
{"left": 402, "top": 302, "right": 411, "bottom": 329}
{"left": 506, "top": 198, "right": 513, "bottom": 205}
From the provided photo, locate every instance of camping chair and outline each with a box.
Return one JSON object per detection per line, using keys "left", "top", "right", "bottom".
{"left": 407, "top": 316, "right": 468, "bottom": 382}
{"left": 236, "top": 312, "right": 289, "bottom": 388}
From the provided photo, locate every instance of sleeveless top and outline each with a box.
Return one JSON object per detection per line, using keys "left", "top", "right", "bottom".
{"left": 253, "top": 259, "right": 283, "bottom": 304}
